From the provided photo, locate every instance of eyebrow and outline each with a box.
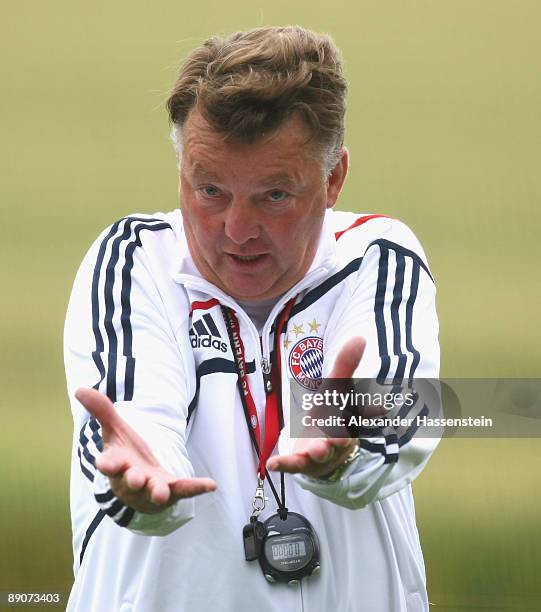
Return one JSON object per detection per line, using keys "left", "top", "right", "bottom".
{"left": 191, "top": 163, "right": 301, "bottom": 188}
{"left": 190, "top": 163, "right": 222, "bottom": 182}
{"left": 258, "top": 173, "right": 300, "bottom": 189}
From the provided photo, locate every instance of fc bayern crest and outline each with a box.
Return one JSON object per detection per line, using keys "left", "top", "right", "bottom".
{"left": 288, "top": 336, "right": 324, "bottom": 390}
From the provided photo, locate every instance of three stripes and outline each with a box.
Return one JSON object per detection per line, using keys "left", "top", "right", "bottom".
{"left": 78, "top": 217, "right": 172, "bottom": 552}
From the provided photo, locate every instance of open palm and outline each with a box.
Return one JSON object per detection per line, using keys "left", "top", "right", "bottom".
{"left": 75, "top": 388, "right": 216, "bottom": 514}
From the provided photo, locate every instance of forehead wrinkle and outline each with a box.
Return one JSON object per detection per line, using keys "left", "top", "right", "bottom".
{"left": 182, "top": 111, "right": 319, "bottom": 187}
{"left": 187, "top": 149, "right": 308, "bottom": 188}
{"left": 190, "top": 163, "right": 306, "bottom": 191}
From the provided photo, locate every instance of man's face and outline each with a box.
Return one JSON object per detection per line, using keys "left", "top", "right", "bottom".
{"left": 179, "top": 110, "right": 348, "bottom": 302}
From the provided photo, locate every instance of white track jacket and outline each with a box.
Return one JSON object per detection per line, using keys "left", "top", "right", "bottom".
{"left": 64, "top": 209, "right": 440, "bottom": 612}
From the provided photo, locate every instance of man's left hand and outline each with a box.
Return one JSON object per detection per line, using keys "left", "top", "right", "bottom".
{"left": 266, "top": 336, "right": 365, "bottom": 479}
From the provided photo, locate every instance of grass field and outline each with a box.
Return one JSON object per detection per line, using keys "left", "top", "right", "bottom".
{"left": 1, "top": 1, "right": 540, "bottom": 610}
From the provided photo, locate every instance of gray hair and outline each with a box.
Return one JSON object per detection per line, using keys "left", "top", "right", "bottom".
{"left": 170, "top": 122, "right": 343, "bottom": 178}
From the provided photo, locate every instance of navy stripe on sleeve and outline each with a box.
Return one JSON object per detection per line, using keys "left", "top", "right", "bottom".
{"left": 77, "top": 447, "right": 95, "bottom": 483}
{"left": 357, "top": 435, "right": 397, "bottom": 464}
{"left": 367, "top": 239, "right": 433, "bottom": 283}
{"left": 94, "top": 489, "right": 115, "bottom": 503}
{"left": 93, "top": 490, "right": 136, "bottom": 530}
{"left": 398, "top": 403, "right": 429, "bottom": 447}
{"left": 373, "top": 244, "right": 428, "bottom": 387}
{"left": 390, "top": 253, "right": 407, "bottom": 384}
{"left": 405, "top": 261, "right": 421, "bottom": 384}
{"left": 102, "top": 499, "right": 125, "bottom": 518}
{"left": 90, "top": 216, "right": 171, "bottom": 402}
{"left": 76, "top": 216, "right": 179, "bottom": 558}
{"left": 383, "top": 433, "right": 399, "bottom": 464}
{"left": 120, "top": 222, "right": 171, "bottom": 394}
{"left": 116, "top": 507, "right": 136, "bottom": 527}
{"left": 374, "top": 246, "right": 391, "bottom": 384}
{"left": 78, "top": 418, "right": 105, "bottom": 483}
{"left": 79, "top": 426, "right": 96, "bottom": 467}
{"left": 357, "top": 390, "right": 429, "bottom": 462}
{"left": 91, "top": 221, "right": 125, "bottom": 384}
{"left": 358, "top": 438, "right": 386, "bottom": 454}
{"left": 91, "top": 429, "right": 104, "bottom": 452}
{"left": 79, "top": 217, "right": 171, "bottom": 487}
{"left": 81, "top": 445, "right": 96, "bottom": 468}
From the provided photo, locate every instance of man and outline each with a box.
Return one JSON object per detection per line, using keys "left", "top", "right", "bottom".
{"left": 65, "top": 25, "right": 439, "bottom": 611}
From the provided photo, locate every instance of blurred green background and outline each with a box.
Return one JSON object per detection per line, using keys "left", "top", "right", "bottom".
{"left": 1, "top": 1, "right": 540, "bottom": 610}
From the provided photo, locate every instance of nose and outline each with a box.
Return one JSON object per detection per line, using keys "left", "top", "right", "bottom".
{"left": 223, "top": 198, "right": 260, "bottom": 245}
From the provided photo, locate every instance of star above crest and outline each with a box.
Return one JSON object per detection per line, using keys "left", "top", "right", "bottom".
{"left": 291, "top": 323, "right": 304, "bottom": 337}
{"left": 308, "top": 318, "right": 321, "bottom": 333}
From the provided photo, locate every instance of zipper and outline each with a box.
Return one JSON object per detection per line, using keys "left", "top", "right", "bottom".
{"left": 261, "top": 356, "right": 272, "bottom": 393}
{"left": 258, "top": 267, "right": 328, "bottom": 366}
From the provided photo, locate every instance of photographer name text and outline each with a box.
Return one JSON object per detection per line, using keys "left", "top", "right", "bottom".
{"left": 301, "top": 414, "right": 494, "bottom": 429}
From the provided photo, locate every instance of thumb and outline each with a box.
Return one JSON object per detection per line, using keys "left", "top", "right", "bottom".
{"left": 75, "top": 387, "right": 119, "bottom": 443}
{"left": 328, "top": 337, "right": 366, "bottom": 379}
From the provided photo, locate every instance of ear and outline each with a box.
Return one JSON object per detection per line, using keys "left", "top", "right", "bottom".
{"left": 327, "top": 147, "right": 349, "bottom": 208}
{"left": 326, "top": 147, "right": 349, "bottom": 209}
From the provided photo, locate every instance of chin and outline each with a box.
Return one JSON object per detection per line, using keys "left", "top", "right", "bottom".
{"left": 231, "top": 290, "right": 270, "bottom": 302}
{"left": 228, "top": 285, "right": 275, "bottom": 302}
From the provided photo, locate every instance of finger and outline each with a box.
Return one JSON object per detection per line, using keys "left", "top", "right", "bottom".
{"left": 294, "top": 437, "right": 349, "bottom": 463}
{"left": 75, "top": 388, "right": 121, "bottom": 443}
{"left": 326, "top": 437, "right": 356, "bottom": 449}
{"left": 96, "top": 450, "right": 129, "bottom": 476}
{"left": 147, "top": 476, "right": 171, "bottom": 506}
{"left": 266, "top": 454, "right": 312, "bottom": 474}
{"left": 302, "top": 439, "right": 334, "bottom": 463}
{"left": 328, "top": 337, "right": 366, "bottom": 379}
{"left": 76, "top": 388, "right": 160, "bottom": 467}
{"left": 169, "top": 477, "right": 217, "bottom": 500}
{"left": 323, "top": 437, "right": 358, "bottom": 462}
{"left": 123, "top": 467, "right": 148, "bottom": 492}
{"left": 312, "top": 445, "right": 335, "bottom": 463}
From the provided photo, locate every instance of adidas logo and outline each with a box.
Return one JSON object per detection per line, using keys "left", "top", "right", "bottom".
{"left": 189, "top": 313, "right": 228, "bottom": 353}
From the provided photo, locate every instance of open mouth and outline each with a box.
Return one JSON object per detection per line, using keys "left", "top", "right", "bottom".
{"left": 227, "top": 253, "right": 267, "bottom": 265}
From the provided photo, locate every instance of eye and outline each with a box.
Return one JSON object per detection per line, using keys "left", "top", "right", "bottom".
{"left": 267, "top": 190, "right": 288, "bottom": 203}
{"left": 201, "top": 185, "right": 221, "bottom": 197}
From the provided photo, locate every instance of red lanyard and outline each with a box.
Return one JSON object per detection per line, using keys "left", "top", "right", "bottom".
{"left": 222, "top": 299, "right": 295, "bottom": 479}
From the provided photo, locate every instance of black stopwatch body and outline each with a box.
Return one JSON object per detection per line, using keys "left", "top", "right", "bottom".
{"left": 259, "top": 512, "right": 320, "bottom": 584}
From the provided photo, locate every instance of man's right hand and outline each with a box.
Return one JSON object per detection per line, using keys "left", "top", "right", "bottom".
{"left": 75, "top": 388, "right": 216, "bottom": 514}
